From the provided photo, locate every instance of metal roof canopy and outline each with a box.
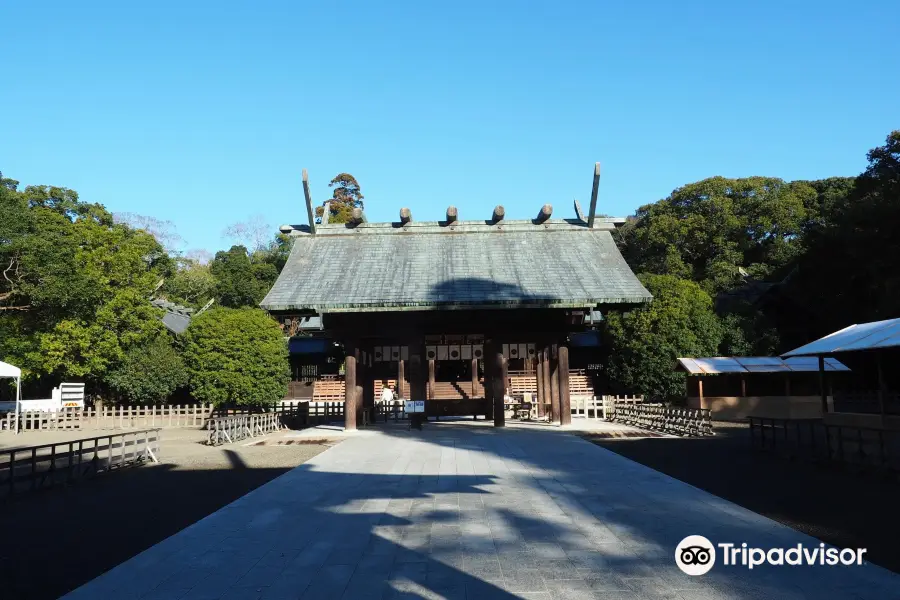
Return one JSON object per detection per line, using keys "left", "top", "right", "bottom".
{"left": 782, "top": 318, "right": 900, "bottom": 357}
{"left": 676, "top": 356, "right": 850, "bottom": 375}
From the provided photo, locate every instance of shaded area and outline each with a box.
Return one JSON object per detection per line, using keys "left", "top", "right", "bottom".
{"left": 0, "top": 439, "right": 329, "bottom": 600}
{"left": 584, "top": 423, "right": 900, "bottom": 574}
{"left": 66, "top": 421, "right": 900, "bottom": 600}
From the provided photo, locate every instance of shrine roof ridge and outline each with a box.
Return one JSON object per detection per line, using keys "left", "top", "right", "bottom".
{"left": 279, "top": 217, "right": 625, "bottom": 237}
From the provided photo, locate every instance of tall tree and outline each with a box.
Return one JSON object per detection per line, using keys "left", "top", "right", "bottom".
{"left": 315, "top": 173, "right": 364, "bottom": 224}
{"left": 783, "top": 131, "right": 900, "bottom": 338}
{"left": 209, "top": 245, "right": 277, "bottom": 308}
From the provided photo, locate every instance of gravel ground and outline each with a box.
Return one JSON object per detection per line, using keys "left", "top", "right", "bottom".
{"left": 0, "top": 428, "right": 335, "bottom": 600}
{"left": 584, "top": 422, "right": 900, "bottom": 574}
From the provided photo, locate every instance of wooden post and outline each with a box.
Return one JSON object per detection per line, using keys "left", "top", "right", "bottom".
{"left": 741, "top": 375, "right": 747, "bottom": 397}
{"left": 398, "top": 359, "right": 406, "bottom": 399}
{"left": 550, "top": 344, "right": 561, "bottom": 425}
{"left": 471, "top": 358, "right": 479, "bottom": 398}
{"left": 501, "top": 352, "right": 509, "bottom": 397}
{"left": 698, "top": 377, "right": 705, "bottom": 409}
{"left": 428, "top": 359, "right": 436, "bottom": 401}
{"left": 818, "top": 356, "right": 828, "bottom": 415}
{"left": 483, "top": 345, "right": 494, "bottom": 420}
{"left": 541, "top": 345, "right": 552, "bottom": 420}
{"left": 409, "top": 347, "right": 425, "bottom": 402}
{"left": 559, "top": 344, "right": 571, "bottom": 426}
{"left": 490, "top": 344, "right": 505, "bottom": 427}
{"left": 344, "top": 349, "right": 357, "bottom": 431}
{"left": 535, "top": 356, "right": 544, "bottom": 418}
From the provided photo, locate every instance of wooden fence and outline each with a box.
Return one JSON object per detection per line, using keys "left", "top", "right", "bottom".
{"left": 206, "top": 413, "right": 282, "bottom": 446}
{"left": 749, "top": 417, "right": 900, "bottom": 474}
{"left": 610, "top": 403, "right": 712, "bottom": 436}
{"left": 0, "top": 429, "right": 161, "bottom": 498}
{"left": 571, "top": 395, "right": 643, "bottom": 419}
{"left": 2, "top": 404, "right": 215, "bottom": 432}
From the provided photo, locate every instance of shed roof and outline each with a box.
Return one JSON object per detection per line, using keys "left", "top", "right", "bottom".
{"left": 261, "top": 219, "right": 651, "bottom": 313}
{"left": 676, "top": 356, "right": 850, "bottom": 375}
{"left": 782, "top": 318, "right": 900, "bottom": 357}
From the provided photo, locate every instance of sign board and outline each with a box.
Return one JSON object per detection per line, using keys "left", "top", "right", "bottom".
{"left": 404, "top": 400, "right": 425, "bottom": 414}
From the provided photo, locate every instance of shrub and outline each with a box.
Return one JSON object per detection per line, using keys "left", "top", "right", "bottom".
{"left": 182, "top": 307, "right": 289, "bottom": 406}
{"left": 106, "top": 336, "right": 188, "bottom": 404}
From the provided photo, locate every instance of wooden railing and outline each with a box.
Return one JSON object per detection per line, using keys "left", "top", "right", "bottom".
{"left": 1, "top": 404, "right": 214, "bottom": 432}
{"left": 749, "top": 417, "right": 900, "bottom": 474}
{"left": 206, "top": 413, "right": 282, "bottom": 446}
{"left": 0, "top": 429, "right": 161, "bottom": 498}
{"left": 832, "top": 391, "right": 900, "bottom": 415}
{"left": 610, "top": 403, "right": 712, "bottom": 436}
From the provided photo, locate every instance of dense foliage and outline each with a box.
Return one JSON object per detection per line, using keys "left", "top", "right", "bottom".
{"left": 181, "top": 308, "right": 290, "bottom": 406}
{"left": 603, "top": 275, "right": 722, "bottom": 401}
{"left": 607, "top": 131, "right": 900, "bottom": 399}
{"left": 107, "top": 337, "right": 188, "bottom": 404}
{"left": 0, "top": 173, "right": 290, "bottom": 404}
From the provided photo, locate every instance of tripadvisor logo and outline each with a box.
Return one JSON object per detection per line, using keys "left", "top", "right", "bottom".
{"left": 676, "top": 535, "right": 716, "bottom": 576}
{"left": 675, "top": 536, "right": 867, "bottom": 575}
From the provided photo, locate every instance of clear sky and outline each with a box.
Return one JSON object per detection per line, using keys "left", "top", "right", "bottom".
{"left": 2, "top": 1, "right": 898, "bottom": 254}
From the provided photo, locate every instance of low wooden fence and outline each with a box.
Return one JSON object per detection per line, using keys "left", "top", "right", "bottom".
{"left": 749, "top": 417, "right": 900, "bottom": 474}
{"left": 571, "top": 395, "right": 644, "bottom": 419}
{"left": 206, "top": 413, "right": 282, "bottom": 446}
{"left": 1, "top": 404, "right": 214, "bottom": 432}
{"left": 610, "top": 403, "right": 713, "bottom": 436}
{"left": 0, "top": 429, "right": 161, "bottom": 498}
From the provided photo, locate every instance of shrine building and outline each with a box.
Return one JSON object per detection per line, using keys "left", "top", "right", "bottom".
{"left": 260, "top": 165, "right": 651, "bottom": 429}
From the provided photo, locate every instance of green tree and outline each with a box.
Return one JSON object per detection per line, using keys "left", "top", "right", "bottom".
{"left": 210, "top": 245, "right": 277, "bottom": 308}
{"left": 615, "top": 176, "right": 815, "bottom": 295}
{"left": 784, "top": 131, "right": 900, "bottom": 337}
{"left": 182, "top": 307, "right": 289, "bottom": 406}
{"left": 315, "top": 173, "right": 364, "bottom": 224}
{"left": 161, "top": 258, "right": 217, "bottom": 309}
{"left": 0, "top": 177, "right": 172, "bottom": 394}
{"left": 603, "top": 274, "right": 722, "bottom": 401}
{"left": 107, "top": 336, "right": 188, "bottom": 404}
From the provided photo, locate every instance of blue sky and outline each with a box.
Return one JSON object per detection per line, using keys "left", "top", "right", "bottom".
{"left": 3, "top": 1, "right": 898, "bottom": 254}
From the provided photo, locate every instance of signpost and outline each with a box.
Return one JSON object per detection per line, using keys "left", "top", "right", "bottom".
{"left": 405, "top": 400, "right": 426, "bottom": 430}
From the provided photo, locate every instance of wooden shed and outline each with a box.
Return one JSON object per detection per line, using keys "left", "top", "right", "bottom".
{"left": 677, "top": 356, "right": 850, "bottom": 421}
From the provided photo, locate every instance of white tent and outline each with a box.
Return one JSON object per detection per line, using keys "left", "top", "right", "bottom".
{"left": 0, "top": 360, "right": 22, "bottom": 434}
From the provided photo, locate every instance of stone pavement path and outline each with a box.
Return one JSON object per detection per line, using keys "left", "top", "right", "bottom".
{"left": 65, "top": 421, "right": 900, "bottom": 600}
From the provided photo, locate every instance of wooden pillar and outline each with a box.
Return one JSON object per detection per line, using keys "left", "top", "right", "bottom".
{"left": 490, "top": 344, "right": 506, "bottom": 427}
{"left": 550, "top": 344, "right": 561, "bottom": 425}
{"left": 698, "top": 377, "right": 705, "bottom": 409}
{"left": 541, "top": 345, "right": 551, "bottom": 420}
{"left": 484, "top": 346, "right": 494, "bottom": 420}
{"left": 818, "top": 356, "right": 828, "bottom": 415}
{"left": 502, "top": 353, "right": 509, "bottom": 397}
{"left": 559, "top": 344, "right": 571, "bottom": 426}
{"left": 428, "top": 359, "right": 436, "bottom": 401}
{"left": 740, "top": 375, "right": 747, "bottom": 397}
{"left": 471, "top": 358, "right": 479, "bottom": 398}
{"left": 344, "top": 349, "right": 357, "bottom": 431}
{"left": 398, "top": 359, "right": 406, "bottom": 399}
{"left": 409, "top": 351, "right": 425, "bottom": 401}
{"left": 535, "top": 356, "right": 544, "bottom": 418}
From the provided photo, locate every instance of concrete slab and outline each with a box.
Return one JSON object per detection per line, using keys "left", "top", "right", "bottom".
{"left": 65, "top": 420, "right": 899, "bottom": 599}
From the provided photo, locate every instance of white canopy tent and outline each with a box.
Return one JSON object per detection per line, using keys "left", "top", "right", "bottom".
{"left": 0, "top": 360, "right": 22, "bottom": 434}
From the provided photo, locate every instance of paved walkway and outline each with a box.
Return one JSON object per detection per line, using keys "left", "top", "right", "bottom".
{"left": 66, "top": 421, "right": 899, "bottom": 600}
